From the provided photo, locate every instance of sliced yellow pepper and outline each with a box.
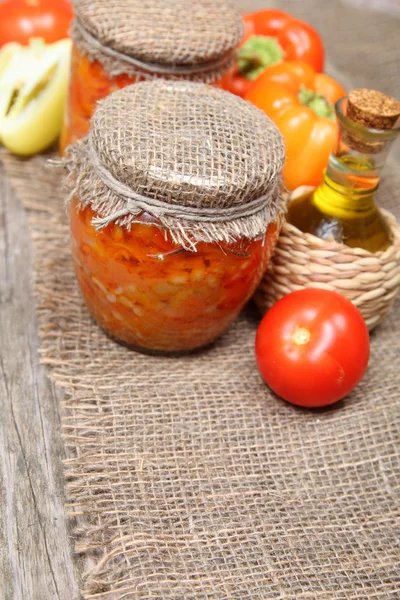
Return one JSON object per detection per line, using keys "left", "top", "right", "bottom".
{"left": 0, "top": 37, "right": 71, "bottom": 156}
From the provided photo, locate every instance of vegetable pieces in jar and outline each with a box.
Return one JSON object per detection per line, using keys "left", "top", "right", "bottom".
{"left": 71, "top": 201, "right": 279, "bottom": 352}
{"left": 63, "top": 81, "right": 285, "bottom": 354}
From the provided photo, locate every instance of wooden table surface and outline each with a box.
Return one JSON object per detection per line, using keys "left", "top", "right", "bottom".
{"left": 1, "top": 1, "right": 399, "bottom": 599}
{"left": 0, "top": 169, "right": 81, "bottom": 599}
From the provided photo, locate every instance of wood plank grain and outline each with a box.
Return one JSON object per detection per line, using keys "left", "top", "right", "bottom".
{"left": 0, "top": 165, "right": 81, "bottom": 600}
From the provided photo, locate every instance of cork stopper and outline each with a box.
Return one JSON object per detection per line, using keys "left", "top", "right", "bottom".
{"left": 347, "top": 89, "right": 400, "bottom": 130}
{"left": 339, "top": 89, "right": 400, "bottom": 155}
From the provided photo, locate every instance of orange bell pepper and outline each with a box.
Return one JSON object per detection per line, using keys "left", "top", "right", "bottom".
{"left": 245, "top": 61, "right": 346, "bottom": 191}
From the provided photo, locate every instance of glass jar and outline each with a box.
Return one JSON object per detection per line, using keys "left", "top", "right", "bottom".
{"left": 70, "top": 200, "right": 279, "bottom": 353}
{"left": 64, "top": 81, "right": 285, "bottom": 354}
{"left": 60, "top": 0, "right": 244, "bottom": 153}
{"left": 60, "top": 47, "right": 137, "bottom": 153}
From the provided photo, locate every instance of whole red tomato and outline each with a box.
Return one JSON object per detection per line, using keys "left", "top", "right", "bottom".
{"left": 0, "top": 0, "right": 73, "bottom": 46}
{"left": 255, "top": 289, "right": 370, "bottom": 408}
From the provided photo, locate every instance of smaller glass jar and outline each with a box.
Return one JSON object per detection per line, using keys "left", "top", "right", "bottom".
{"left": 60, "top": 0, "right": 244, "bottom": 153}
{"left": 60, "top": 46, "right": 136, "bottom": 153}
{"left": 64, "top": 81, "right": 285, "bottom": 354}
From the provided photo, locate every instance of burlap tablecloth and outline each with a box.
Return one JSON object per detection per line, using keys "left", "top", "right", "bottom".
{"left": 1, "top": 0, "right": 399, "bottom": 597}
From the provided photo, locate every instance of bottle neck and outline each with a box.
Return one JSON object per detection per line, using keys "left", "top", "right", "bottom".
{"left": 327, "top": 151, "right": 381, "bottom": 189}
{"left": 309, "top": 95, "right": 400, "bottom": 223}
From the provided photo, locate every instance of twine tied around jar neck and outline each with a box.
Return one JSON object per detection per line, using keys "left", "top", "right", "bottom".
{"left": 72, "top": 20, "right": 236, "bottom": 78}
{"left": 87, "top": 137, "right": 282, "bottom": 226}
{"left": 61, "top": 81, "right": 286, "bottom": 250}
{"left": 63, "top": 137, "right": 284, "bottom": 250}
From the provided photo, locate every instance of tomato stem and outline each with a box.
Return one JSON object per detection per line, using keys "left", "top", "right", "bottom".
{"left": 292, "top": 326, "right": 311, "bottom": 346}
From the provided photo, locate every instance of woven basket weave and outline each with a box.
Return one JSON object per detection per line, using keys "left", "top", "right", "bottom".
{"left": 255, "top": 209, "right": 400, "bottom": 331}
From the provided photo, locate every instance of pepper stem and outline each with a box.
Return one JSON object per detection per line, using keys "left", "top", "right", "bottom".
{"left": 298, "top": 85, "right": 335, "bottom": 120}
{"left": 237, "top": 36, "right": 285, "bottom": 81}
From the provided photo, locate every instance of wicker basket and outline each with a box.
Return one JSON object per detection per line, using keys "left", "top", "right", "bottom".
{"left": 255, "top": 208, "right": 400, "bottom": 331}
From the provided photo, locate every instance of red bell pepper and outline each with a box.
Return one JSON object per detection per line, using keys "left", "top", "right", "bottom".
{"left": 220, "top": 9, "right": 325, "bottom": 98}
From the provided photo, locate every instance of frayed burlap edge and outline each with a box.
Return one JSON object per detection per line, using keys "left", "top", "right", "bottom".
{"left": 61, "top": 137, "right": 285, "bottom": 251}
{"left": 71, "top": 20, "right": 236, "bottom": 83}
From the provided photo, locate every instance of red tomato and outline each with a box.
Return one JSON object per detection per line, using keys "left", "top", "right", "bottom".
{"left": 255, "top": 289, "right": 370, "bottom": 408}
{"left": 0, "top": 0, "right": 73, "bottom": 46}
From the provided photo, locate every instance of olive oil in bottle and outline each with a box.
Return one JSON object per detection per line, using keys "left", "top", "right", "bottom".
{"left": 287, "top": 89, "right": 400, "bottom": 252}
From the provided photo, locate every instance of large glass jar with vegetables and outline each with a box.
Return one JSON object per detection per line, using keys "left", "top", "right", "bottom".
{"left": 60, "top": 0, "right": 244, "bottom": 154}
{"left": 63, "top": 81, "right": 285, "bottom": 354}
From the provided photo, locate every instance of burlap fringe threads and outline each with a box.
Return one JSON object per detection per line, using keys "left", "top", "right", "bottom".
{"left": 62, "top": 81, "right": 286, "bottom": 251}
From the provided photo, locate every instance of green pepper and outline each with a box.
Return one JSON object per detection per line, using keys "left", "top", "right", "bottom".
{"left": 0, "top": 37, "right": 71, "bottom": 156}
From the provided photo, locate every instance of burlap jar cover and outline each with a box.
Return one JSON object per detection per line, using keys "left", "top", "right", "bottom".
{"left": 63, "top": 81, "right": 285, "bottom": 249}
{"left": 71, "top": 0, "right": 244, "bottom": 82}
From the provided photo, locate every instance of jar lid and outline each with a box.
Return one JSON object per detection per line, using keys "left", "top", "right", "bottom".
{"left": 71, "top": 0, "right": 244, "bottom": 81}
{"left": 64, "top": 81, "right": 285, "bottom": 249}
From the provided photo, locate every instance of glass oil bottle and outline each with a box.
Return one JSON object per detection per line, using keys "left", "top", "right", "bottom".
{"left": 287, "top": 90, "right": 400, "bottom": 252}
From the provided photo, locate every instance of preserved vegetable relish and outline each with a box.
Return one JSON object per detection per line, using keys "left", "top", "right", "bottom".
{"left": 71, "top": 199, "right": 279, "bottom": 353}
